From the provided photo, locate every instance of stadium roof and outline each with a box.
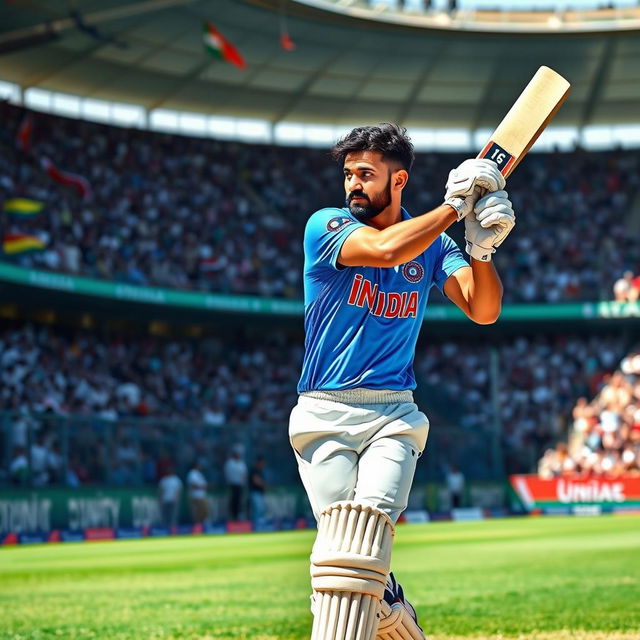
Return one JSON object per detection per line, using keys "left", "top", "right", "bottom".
{"left": 1, "top": 0, "right": 639, "bottom": 128}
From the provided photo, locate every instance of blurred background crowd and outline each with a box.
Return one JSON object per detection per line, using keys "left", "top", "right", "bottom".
{"left": 0, "top": 322, "right": 300, "bottom": 423}
{"left": 2, "top": 102, "right": 639, "bottom": 304}
{"left": 2, "top": 319, "right": 638, "bottom": 490}
{"left": 538, "top": 350, "right": 640, "bottom": 478}
{"left": 415, "top": 334, "right": 638, "bottom": 475}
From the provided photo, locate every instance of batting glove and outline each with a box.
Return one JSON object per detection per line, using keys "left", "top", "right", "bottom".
{"left": 444, "top": 186, "right": 482, "bottom": 222}
{"left": 444, "top": 159, "right": 506, "bottom": 220}
{"left": 464, "top": 189, "right": 515, "bottom": 261}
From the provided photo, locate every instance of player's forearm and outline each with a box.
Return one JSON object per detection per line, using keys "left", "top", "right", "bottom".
{"left": 467, "top": 259, "right": 503, "bottom": 324}
{"left": 374, "top": 205, "right": 457, "bottom": 266}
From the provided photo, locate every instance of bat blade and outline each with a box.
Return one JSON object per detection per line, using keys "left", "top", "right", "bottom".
{"left": 478, "top": 66, "right": 571, "bottom": 178}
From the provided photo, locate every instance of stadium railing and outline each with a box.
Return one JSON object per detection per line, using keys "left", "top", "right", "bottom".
{"left": 0, "top": 410, "right": 508, "bottom": 491}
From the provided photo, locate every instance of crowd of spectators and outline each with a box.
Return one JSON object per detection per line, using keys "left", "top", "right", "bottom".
{"left": 0, "top": 320, "right": 301, "bottom": 487}
{"left": 2, "top": 102, "right": 639, "bottom": 304}
{"left": 0, "top": 322, "right": 301, "bottom": 423}
{"left": 538, "top": 350, "right": 640, "bottom": 478}
{"left": 415, "top": 333, "right": 630, "bottom": 474}
{"left": 2, "top": 318, "right": 635, "bottom": 486}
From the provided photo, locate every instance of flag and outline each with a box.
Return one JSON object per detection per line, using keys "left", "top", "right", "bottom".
{"left": 41, "top": 157, "right": 92, "bottom": 200}
{"left": 3, "top": 198, "right": 44, "bottom": 217}
{"left": 15, "top": 114, "right": 33, "bottom": 153}
{"left": 2, "top": 232, "right": 46, "bottom": 255}
{"left": 203, "top": 21, "right": 246, "bottom": 69}
{"left": 280, "top": 30, "right": 295, "bottom": 51}
{"left": 200, "top": 256, "right": 227, "bottom": 272}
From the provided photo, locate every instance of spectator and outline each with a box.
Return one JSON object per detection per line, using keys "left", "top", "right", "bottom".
{"left": 446, "top": 464, "right": 465, "bottom": 509}
{"left": 158, "top": 464, "right": 183, "bottom": 530}
{"left": 47, "top": 441, "right": 64, "bottom": 485}
{"left": 613, "top": 271, "right": 635, "bottom": 302}
{"left": 67, "top": 454, "right": 88, "bottom": 486}
{"left": 613, "top": 271, "right": 640, "bottom": 302}
{"left": 632, "top": 273, "right": 640, "bottom": 301}
{"left": 186, "top": 461, "right": 209, "bottom": 525}
{"left": 9, "top": 447, "right": 29, "bottom": 486}
{"left": 155, "top": 449, "right": 173, "bottom": 481}
{"left": 111, "top": 437, "right": 141, "bottom": 485}
{"left": 30, "top": 432, "right": 49, "bottom": 486}
{"left": 141, "top": 450, "right": 158, "bottom": 484}
{"left": 224, "top": 446, "right": 248, "bottom": 521}
{"left": 249, "top": 455, "right": 267, "bottom": 525}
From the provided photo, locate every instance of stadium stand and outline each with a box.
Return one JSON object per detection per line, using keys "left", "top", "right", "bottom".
{"left": 416, "top": 334, "right": 636, "bottom": 475}
{"left": 2, "top": 318, "right": 636, "bottom": 487}
{"left": 0, "top": 321, "right": 300, "bottom": 421}
{"left": 538, "top": 348, "right": 640, "bottom": 478}
{"left": 0, "top": 319, "right": 301, "bottom": 488}
{"left": 2, "top": 102, "right": 639, "bottom": 304}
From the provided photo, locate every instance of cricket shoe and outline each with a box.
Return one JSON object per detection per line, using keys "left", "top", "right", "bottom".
{"left": 377, "top": 572, "right": 427, "bottom": 640}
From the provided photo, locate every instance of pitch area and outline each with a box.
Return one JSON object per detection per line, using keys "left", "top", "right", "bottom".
{"left": 1, "top": 515, "right": 638, "bottom": 640}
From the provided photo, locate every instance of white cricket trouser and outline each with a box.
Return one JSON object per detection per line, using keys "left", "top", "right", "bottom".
{"left": 289, "top": 389, "right": 430, "bottom": 524}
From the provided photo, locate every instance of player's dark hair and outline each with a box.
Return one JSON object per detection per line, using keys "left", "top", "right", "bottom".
{"left": 331, "top": 123, "right": 414, "bottom": 172}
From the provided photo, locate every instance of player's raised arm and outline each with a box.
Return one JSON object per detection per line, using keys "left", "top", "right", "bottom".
{"left": 338, "top": 158, "right": 505, "bottom": 268}
{"left": 338, "top": 203, "right": 456, "bottom": 268}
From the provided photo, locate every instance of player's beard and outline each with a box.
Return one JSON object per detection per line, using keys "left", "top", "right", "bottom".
{"left": 347, "top": 176, "right": 392, "bottom": 221}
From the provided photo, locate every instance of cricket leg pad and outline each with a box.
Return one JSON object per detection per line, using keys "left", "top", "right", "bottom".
{"left": 376, "top": 600, "right": 427, "bottom": 640}
{"left": 310, "top": 501, "right": 395, "bottom": 640}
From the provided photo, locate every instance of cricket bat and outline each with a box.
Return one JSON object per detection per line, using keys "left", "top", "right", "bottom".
{"left": 477, "top": 66, "right": 571, "bottom": 178}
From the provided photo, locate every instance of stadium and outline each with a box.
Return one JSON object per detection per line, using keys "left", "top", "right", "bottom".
{"left": 0, "top": 1, "right": 639, "bottom": 639}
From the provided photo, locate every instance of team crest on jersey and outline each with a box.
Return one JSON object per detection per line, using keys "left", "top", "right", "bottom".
{"left": 326, "top": 216, "right": 353, "bottom": 233}
{"left": 402, "top": 261, "right": 424, "bottom": 283}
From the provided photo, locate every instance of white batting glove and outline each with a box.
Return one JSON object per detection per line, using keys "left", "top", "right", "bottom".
{"left": 444, "top": 159, "right": 506, "bottom": 220}
{"left": 444, "top": 187, "right": 482, "bottom": 222}
{"left": 464, "top": 189, "right": 515, "bottom": 261}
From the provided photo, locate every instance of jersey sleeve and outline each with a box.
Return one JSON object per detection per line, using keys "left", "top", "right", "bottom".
{"left": 432, "top": 232, "right": 469, "bottom": 293}
{"left": 304, "top": 208, "right": 365, "bottom": 271}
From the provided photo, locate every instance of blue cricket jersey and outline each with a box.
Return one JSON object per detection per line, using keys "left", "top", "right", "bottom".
{"left": 297, "top": 207, "right": 468, "bottom": 393}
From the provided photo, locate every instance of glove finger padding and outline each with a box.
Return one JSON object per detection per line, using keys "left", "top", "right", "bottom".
{"left": 445, "top": 159, "right": 505, "bottom": 199}
{"left": 474, "top": 190, "right": 510, "bottom": 213}
{"left": 474, "top": 190, "right": 515, "bottom": 230}
{"left": 473, "top": 170, "right": 504, "bottom": 192}
{"left": 478, "top": 208, "right": 515, "bottom": 229}
{"left": 464, "top": 210, "right": 514, "bottom": 261}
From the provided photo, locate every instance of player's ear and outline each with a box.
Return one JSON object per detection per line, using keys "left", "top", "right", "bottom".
{"left": 393, "top": 169, "right": 408, "bottom": 191}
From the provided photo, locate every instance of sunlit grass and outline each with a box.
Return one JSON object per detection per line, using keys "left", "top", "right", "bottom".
{"left": 1, "top": 515, "right": 638, "bottom": 639}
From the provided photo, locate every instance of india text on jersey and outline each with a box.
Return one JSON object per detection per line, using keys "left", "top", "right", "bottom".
{"left": 346, "top": 274, "right": 418, "bottom": 319}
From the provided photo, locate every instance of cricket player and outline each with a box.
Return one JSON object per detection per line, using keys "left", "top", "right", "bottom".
{"left": 289, "top": 124, "right": 515, "bottom": 640}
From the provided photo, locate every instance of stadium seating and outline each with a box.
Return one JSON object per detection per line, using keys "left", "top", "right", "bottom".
{"left": 538, "top": 349, "right": 640, "bottom": 477}
{"left": 3, "top": 320, "right": 638, "bottom": 486}
{"left": 2, "top": 102, "right": 639, "bottom": 304}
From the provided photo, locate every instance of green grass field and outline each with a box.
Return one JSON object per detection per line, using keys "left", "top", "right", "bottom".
{"left": 1, "top": 515, "right": 639, "bottom": 640}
